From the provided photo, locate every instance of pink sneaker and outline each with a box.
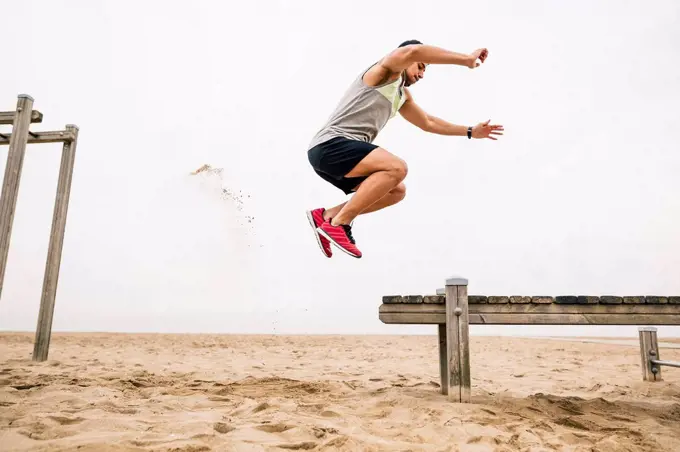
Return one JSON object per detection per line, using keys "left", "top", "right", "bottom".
{"left": 306, "top": 208, "right": 332, "bottom": 257}
{"left": 317, "top": 221, "right": 362, "bottom": 258}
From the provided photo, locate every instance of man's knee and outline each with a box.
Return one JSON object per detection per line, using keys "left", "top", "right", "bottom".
{"left": 390, "top": 182, "right": 406, "bottom": 201}
{"left": 387, "top": 158, "right": 408, "bottom": 182}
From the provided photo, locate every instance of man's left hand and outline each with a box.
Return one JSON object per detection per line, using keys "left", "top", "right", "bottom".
{"left": 472, "top": 120, "right": 504, "bottom": 140}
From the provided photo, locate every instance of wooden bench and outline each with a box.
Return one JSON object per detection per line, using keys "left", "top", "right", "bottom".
{"left": 379, "top": 276, "right": 680, "bottom": 402}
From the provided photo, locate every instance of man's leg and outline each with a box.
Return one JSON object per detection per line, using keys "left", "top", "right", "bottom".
{"left": 322, "top": 183, "right": 406, "bottom": 221}
{"left": 316, "top": 147, "right": 407, "bottom": 258}
{"left": 330, "top": 148, "right": 407, "bottom": 226}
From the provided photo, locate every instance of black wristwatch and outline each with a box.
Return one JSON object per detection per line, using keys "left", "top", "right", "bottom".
{"left": 467, "top": 126, "right": 472, "bottom": 139}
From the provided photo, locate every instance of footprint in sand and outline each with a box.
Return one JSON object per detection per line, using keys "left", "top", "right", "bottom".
{"left": 18, "top": 422, "right": 78, "bottom": 441}
{"left": 98, "top": 401, "right": 138, "bottom": 415}
{"left": 276, "top": 442, "right": 318, "bottom": 450}
{"left": 297, "top": 403, "right": 326, "bottom": 412}
{"left": 213, "top": 422, "right": 235, "bottom": 434}
{"left": 230, "top": 401, "right": 274, "bottom": 417}
{"left": 610, "top": 415, "right": 635, "bottom": 422}
{"left": 322, "top": 437, "right": 351, "bottom": 448}
{"left": 252, "top": 402, "right": 271, "bottom": 413}
{"left": 10, "top": 383, "right": 43, "bottom": 391}
{"left": 47, "top": 415, "right": 85, "bottom": 425}
{"left": 554, "top": 416, "right": 594, "bottom": 431}
{"left": 255, "top": 423, "right": 294, "bottom": 433}
{"left": 342, "top": 380, "right": 363, "bottom": 390}
{"left": 556, "top": 400, "right": 585, "bottom": 416}
{"left": 312, "top": 426, "right": 339, "bottom": 439}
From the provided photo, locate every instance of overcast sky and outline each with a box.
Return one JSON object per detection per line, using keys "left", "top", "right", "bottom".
{"left": 1, "top": 0, "right": 679, "bottom": 338}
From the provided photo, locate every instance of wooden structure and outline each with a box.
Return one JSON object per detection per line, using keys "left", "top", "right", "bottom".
{"left": 0, "top": 94, "right": 79, "bottom": 362}
{"left": 379, "top": 276, "right": 680, "bottom": 402}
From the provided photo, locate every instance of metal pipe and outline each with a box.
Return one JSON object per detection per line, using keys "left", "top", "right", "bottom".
{"left": 651, "top": 359, "right": 680, "bottom": 369}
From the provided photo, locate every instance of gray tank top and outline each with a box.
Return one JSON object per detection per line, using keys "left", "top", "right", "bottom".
{"left": 308, "top": 64, "right": 407, "bottom": 150}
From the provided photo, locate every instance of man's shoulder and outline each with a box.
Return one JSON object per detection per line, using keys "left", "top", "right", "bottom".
{"left": 362, "top": 61, "right": 401, "bottom": 88}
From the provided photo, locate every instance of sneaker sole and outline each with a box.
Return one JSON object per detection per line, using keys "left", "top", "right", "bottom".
{"left": 316, "top": 227, "right": 361, "bottom": 258}
{"left": 306, "top": 211, "right": 331, "bottom": 257}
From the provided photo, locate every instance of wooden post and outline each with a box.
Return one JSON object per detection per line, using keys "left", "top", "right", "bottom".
{"left": 638, "top": 327, "right": 662, "bottom": 382}
{"left": 445, "top": 276, "right": 470, "bottom": 402}
{"left": 437, "top": 323, "right": 448, "bottom": 395}
{"left": 0, "top": 94, "right": 33, "bottom": 299}
{"left": 32, "top": 125, "right": 79, "bottom": 362}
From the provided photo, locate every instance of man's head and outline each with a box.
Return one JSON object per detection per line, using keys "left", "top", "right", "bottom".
{"left": 398, "top": 40, "right": 426, "bottom": 87}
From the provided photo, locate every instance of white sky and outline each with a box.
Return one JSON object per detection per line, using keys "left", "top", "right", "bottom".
{"left": 1, "top": 0, "right": 679, "bottom": 338}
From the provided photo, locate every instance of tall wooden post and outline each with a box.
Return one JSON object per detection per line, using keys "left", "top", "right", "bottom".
{"left": 445, "top": 276, "right": 470, "bottom": 402}
{"left": 33, "top": 125, "right": 79, "bottom": 362}
{"left": 638, "top": 327, "right": 662, "bottom": 382}
{"left": 437, "top": 323, "right": 448, "bottom": 395}
{"left": 0, "top": 94, "right": 33, "bottom": 299}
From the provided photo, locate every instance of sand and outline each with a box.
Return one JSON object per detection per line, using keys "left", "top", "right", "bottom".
{"left": 1, "top": 333, "right": 679, "bottom": 451}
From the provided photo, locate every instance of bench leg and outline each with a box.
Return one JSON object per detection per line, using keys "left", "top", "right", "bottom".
{"left": 438, "top": 324, "right": 447, "bottom": 395}
{"left": 445, "top": 276, "right": 471, "bottom": 403}
{"left": 639, "top": 327, "right": 662, "bottom": 382}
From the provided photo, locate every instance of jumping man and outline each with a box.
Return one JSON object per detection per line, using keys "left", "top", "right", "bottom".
{"left": 306, "top": 40, "right": 504, "bottom": 258}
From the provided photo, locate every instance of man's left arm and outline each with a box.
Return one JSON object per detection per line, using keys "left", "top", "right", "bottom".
{"left": 399, "top": 88, "right": 504, "bottom": 139}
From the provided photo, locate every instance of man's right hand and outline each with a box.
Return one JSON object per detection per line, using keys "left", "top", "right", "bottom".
{"left": 468, "top": 48, "right": 489, "bottom": 68}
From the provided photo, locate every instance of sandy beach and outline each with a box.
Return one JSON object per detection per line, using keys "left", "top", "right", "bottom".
{"left": 1, "top": 333, "right": 679, "bottom": 451}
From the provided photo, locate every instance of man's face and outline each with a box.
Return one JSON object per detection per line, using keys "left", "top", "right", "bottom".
{"left": 404, "top": 61, "right": 427, "bottom": 86}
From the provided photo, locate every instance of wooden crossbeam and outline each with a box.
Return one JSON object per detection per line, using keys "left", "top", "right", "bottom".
{"left": 0, "top": 110, "right": 43, "bottom": 125}
{"left": 0, "top": 130, "right": 77, "bottom": 145}
{"left": 460, "top": 304, "right": 679, "bottom": 314}
{"left": 379, "top": 302, "right": 680, "bottom": 325}
{"left": 380, "top": 312, "right": 680, "bottom": 325}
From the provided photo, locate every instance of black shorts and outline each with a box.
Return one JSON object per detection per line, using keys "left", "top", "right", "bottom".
{"left": 307, "top": 136, "right": 378, "bottom": 194}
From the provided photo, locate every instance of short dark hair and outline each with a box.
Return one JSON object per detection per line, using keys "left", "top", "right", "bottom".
{"left": 398, "top": 39, "right": 423, "bottom": 48}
